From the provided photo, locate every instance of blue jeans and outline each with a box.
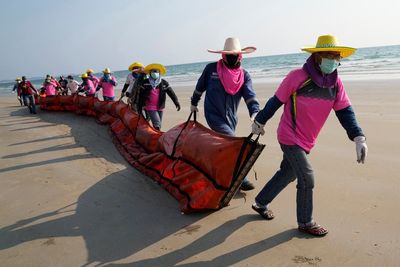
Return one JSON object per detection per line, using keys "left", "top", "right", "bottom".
{"left": 22, "top": 94, "right": 36, "bottom": 114}
{"left": 146, "top": 110, "right": 163, "bottom": 130}
{"left": 255, "top": 144, "right": 314, "bottom": 225}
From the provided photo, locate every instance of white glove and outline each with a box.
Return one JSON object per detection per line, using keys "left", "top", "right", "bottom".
{"left": 190, "top": 105, "right": 199, "bottom": 113}
{"left": 354, "top": 136, "right": 368, "bottom": 164}
{"left": 251, "top": 120, "right": 265, "bottom": 135}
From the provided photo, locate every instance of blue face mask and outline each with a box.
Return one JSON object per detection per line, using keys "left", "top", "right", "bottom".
{"left": 150, "top": 72, "right": 159, "bottom": 79}
{"left": 319, "top": 58, "right": 340, "bottom": 74}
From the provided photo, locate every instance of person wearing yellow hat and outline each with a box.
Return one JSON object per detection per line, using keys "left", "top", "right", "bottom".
{"left": 190, "top": 37, "right": 260, "bottom": 191}
{"left": 251, "top": 35, "right": 367, "bottom": 237}
{"left": 86, "top": 69, "right": 100, "bottom": 88}
{"left": 12, "top": 77, "right": 23, "bottom": 106}
{"left": 42, "top": 75, "right": 59, "bottom": 97}
{"left": 97, "top": 68, "right": 118, "bottom": 101}
{"left": 80, "top": 72, "right": 96, "bottom": 97}
{"left": 136, "top": 63, "right": 180, "bottom": 130}
{"left": 121, "top": 62, "right": 145, "bottom": 103}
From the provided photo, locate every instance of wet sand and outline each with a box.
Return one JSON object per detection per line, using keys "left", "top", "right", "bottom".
{"left": 1, "top": 79, "right": 399, "bottom": 266}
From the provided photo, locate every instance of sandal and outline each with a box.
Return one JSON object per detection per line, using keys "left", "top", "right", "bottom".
{"left": 252, "top": 203, "right": 275, "bottom": 220}
{"left": 298, "top": 222, "right": 328, "bottom": 237}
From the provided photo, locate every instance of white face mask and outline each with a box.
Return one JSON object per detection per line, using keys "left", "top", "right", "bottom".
{"left": 150, "top": 72, "right": 160, "bottom": 79}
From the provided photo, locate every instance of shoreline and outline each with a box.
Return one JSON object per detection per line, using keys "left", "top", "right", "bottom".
{"left": 1, "top": 76, "right": 399, "bottom": 97}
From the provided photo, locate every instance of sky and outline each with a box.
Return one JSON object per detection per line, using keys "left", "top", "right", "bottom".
{"left": 1, "top": 0, "right": 399, "bottom": 81}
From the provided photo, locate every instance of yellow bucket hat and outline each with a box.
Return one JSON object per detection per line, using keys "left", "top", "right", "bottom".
{"left": 80, "top": 73, "right": 89, "bottom": 78}
{"left": 103, "top": 68, "right": 112, "bottom": 74}
{"left": 144, "top": 63, "right": 166, "bottom": 75}
{"left": 86, "top": 69, "right": 94, "bottom": 74}
{"left": 128, "top": 62, "right": 144, "bottom": 71}
{"left": 15, "top": 77, "right": 21, "bottom": 81}
{"left": 301, "top": 35, "right": 357, "bottom": 58}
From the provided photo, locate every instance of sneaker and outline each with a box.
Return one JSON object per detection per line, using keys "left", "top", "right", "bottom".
{"left": 240, "top": 180, "right": 255, "bottom": 191}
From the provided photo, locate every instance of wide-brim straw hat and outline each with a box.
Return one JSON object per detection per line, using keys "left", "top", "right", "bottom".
{"left": 128, "top": 62, "right": 145, "bottom": 71}
{"left": 80, "top": 73, "right": 89, "bottom": 78}
{"left": 103, "top": 68, "right": 112, "bottom": 74}
{"left": 301, "top": 35, "right": 357, "bottom": 58}
{"left": 144, "top": 63, "right": 166, "bottom": 75}
{"left": 208, "top": 37, "right": 256, "bottom": 54}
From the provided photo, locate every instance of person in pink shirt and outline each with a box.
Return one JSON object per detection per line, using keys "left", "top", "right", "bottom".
{"left": 86, "top": 69, "right": 100, "bottom": 88}
{"left": 137, "top": 63, "right": 180, "bottom": 130}
{"left": 42, "top": 76, "right": 58, "bottom": 96}
{"left": 80, "top": 73, "right": 96, "bottom": 96}
{"left": 251, "top": 35, "right": 368, "bottom": 237}
{"left": 97, "top": 68, "right": 117, "bottom": 101}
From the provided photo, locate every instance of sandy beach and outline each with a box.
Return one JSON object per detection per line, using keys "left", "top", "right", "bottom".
{"left": 1, "top": 79, "right": 400, "bottom": 266}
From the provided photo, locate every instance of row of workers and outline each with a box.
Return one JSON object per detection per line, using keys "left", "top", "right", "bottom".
{"left": 119, "top": 36, "right": 368, "bottom": 237}
{"left": 13, "top": 35, "right": 368, "bottom": 237}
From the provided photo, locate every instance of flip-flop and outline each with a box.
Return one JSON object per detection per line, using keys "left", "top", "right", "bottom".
{"left": 252, "top": 203, "right": 275, "bottom": 220}
{"left": 298, "top": 222, "right": 328, "bottom": 237}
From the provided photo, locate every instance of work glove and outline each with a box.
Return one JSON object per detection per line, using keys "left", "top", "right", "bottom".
{"left": 190, "top": 105, "right": 199, "bottom": 113}
{"left": 354, "top": 136, "right": 368, "bottom": 164}
{"left": 176, "top": 103, "right": 181, "bottom": 111}
{"left": 251, "top": 120, "right": 265, "bottom": 136}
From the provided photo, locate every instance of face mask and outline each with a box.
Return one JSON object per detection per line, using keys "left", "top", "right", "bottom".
{"left": 132, "top": 72, "right": 139, "bottom": 79}
{"left": 224, "top": 54, "right": 241, "bottom": 69}
{"left": 45, "top": 79, "right": 51, "bottom": 83}
{"left": 319, "top": 58, "right": 339, "bottom": 74}
{"left": 104, "top": 74, "right": 111, "bottom": 79}
{"left": 150, "top": 72, "right": 160, "bottom": 79}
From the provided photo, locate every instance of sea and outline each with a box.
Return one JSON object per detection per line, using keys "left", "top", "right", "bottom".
{"left": 1, "top": 45, "right": 399, "bottom": 95}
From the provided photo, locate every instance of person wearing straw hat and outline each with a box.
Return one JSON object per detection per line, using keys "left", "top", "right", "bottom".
{"left": 250, "top": 35, "right": 368, "bottom": 236}
{"left": 79, "top": 72, "right": 96, "bottom": 97}
{"left": 137, "top": 63, "right": 181, "bottom": 130}
{"left": 190, "top": 37, "right": 260, "bottom": 191}
{"left": 121, "top": 62, "right": 145, "bottom": 101}
{"left": 42, "top": 75, "right": 59, "bottom": 97}
{"left": 97, "top": 68, "right": 118, "bottom": 101}
{"left": 86, "top": 69, "right": 100, "bottom": 88}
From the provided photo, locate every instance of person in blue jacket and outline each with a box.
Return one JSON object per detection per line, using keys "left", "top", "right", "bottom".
{"left": 190, "top": 37, "right": 260, "bottom": 191}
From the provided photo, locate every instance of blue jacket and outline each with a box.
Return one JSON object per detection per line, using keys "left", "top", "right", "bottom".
{"left": 191, "top": 62, "right": 259, "bottom": 135}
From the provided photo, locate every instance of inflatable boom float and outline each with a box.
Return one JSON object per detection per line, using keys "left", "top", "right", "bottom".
{"left": 39, "top": 95, "right": 265, "bottom": 213}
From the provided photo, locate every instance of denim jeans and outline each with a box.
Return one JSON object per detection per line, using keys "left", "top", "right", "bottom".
{"left": 255, "top": 144, "right": 314, "bottom": 225}
{"left": 22, "top": 94, "right": 36, "bottom": 114}
{"left": 146, "top": 110, "right": 163, "bottom": 130}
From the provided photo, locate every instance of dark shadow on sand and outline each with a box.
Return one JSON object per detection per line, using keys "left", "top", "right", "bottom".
{"left": 0, "top": 107, "right": 297, "bottom": 266}
{"left": 0, "top": 119, "right": 41, "bottom": 126}
{"left": 8, "top": 134, "right": 72, "bottom": 146}
{"left": 0, "top": 154, "right": 94, "bottom": 173}
{"left": 2, "top": 143, "right": 81, "bottom": 159}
